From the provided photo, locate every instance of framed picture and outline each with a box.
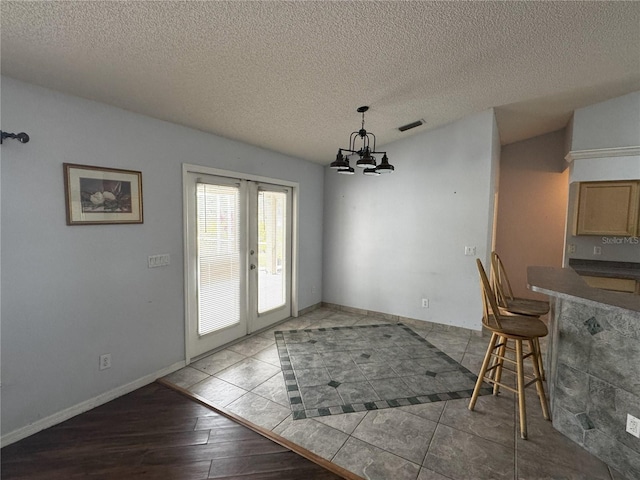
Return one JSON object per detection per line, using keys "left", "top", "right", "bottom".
{"left": 63, "top": 163, "right": 143, "bottom": 225}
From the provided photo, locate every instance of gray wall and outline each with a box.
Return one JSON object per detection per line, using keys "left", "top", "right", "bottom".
{"left": 0, "top": 76, "right": 324, "bottom": 437}
{"left": 322, "top": 110, "right": 499, "bottom": 331}
{"left": 571, "top": 91, "right": 640, "bottom": 151}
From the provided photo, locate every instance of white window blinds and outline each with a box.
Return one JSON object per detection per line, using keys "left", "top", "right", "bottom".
{"left": 196, "top": 183, "right": 241, "bottom": 336}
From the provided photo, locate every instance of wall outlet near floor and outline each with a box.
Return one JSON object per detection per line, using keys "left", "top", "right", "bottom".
{"left": 422, "top": 298, "right": 429, "bottom": 308}
{"left": 567, "top": 244, "right": 576, "bottom": 254}
{"left": 464, "top": 246, "right": 476, "bottom": 256}
{"left": 99, "top": 353, "right": 112, "bottom": 371}
{"left": 593, "top": 246, "right": 602, "bottom": 255}
{"left": 627, "top": 414, "right": 640, "bottom": 438}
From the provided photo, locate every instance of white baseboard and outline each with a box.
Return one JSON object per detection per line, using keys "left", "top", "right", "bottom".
{"left": 0, "top": 360, "right": 186, "bottom": 447}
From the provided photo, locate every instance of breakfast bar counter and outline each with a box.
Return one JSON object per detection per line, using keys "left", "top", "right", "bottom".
{"left": 527, "top": 266, "right": 640, "bottom": 480}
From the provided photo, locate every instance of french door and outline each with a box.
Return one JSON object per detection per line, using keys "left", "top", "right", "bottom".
{"left": 185, "top": 170, "right": 293, "bottom": 359}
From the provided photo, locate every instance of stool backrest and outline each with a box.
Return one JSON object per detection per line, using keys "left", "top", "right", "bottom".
{"left": 491, "top": 251, "right": 515, "bottom": 306}
{"left": 477, "top": 258, "right": 503, "bottom": 330}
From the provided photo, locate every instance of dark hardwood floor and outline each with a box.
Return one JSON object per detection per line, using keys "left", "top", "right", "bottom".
{"left": 1, "top": 382, "right": 344, "bottom": 479}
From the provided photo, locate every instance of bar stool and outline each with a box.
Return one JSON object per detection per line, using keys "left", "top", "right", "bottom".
{"left": 469, "top": 259, "right": 550, "bottom": 439}
{"left": 491, "top": 251, "right": 549, "bottom": 378}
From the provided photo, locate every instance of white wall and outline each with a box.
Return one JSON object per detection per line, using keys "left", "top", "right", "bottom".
{"left": 0, "top": 76, "right": 324, "bottom": 438}
{"left": 322, "top": 110, "right": 499, "bottom": 331}
{"left": 571, "top": 91, "right": 640, "bottom": 151}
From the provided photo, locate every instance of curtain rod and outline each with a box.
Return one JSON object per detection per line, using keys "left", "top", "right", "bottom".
{"left": 1, "top": 130, "right": 30, "bottom": 144}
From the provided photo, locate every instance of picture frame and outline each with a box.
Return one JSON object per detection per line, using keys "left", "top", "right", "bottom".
{"left": 63, "top": 163, "right": 143, "bottom": 225}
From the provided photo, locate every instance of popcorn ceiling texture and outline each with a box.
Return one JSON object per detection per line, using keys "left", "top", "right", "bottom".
{"left": 2, "top": 1, "right": 639, "bottom": 163}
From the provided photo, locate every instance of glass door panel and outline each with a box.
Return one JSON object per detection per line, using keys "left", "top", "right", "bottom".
{"left": 258, "top": 189, "right": 287, "bottom": 313}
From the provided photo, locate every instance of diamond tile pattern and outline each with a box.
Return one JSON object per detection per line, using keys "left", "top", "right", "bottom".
{"left": 275, "top": 323, "right": 490, "bottom": 419}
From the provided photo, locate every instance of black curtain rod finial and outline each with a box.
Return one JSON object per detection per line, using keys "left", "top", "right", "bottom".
{"left": 1, "top": 131, "right": 30, "bottom": 145}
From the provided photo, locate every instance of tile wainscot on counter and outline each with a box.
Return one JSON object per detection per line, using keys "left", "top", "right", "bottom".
{"left": 528, "top": 266, "right": 640, "bottom": 480}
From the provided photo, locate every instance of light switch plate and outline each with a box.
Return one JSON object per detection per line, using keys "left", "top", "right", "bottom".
{"left": 148, "top": 254, "right": 170, "bottom": 268}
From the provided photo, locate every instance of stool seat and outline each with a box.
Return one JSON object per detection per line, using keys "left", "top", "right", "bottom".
{"left": 485, "top": 313, "right": 548, "bottom": 339}
{"left": 502, "top": 297, "right": 550, "bottom": 317}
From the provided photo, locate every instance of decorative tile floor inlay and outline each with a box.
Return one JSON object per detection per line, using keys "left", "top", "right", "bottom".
{"left": 275, "top": 323, "right": 491, "bottom": 419}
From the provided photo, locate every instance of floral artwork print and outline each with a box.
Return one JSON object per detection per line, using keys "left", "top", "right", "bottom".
{"left": 79, "top": 178, "right": 132, "bottom": 213}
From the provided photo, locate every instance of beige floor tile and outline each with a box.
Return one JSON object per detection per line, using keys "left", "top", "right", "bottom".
{"left": 440, "top": 395, "right": 515, "bottom": 448}
{"left": 162, "top": 366, "right": 209, "bottom": 389}
{"left": 424, "top": 424, "right": 514, "bottom": 480}
{"left": 227, "top": 335, "right": 275, "bottom": 356}
{"left": 225, "top": 392, "right": 291, "bottom": 430}
{"left": 333, "top": 437, "right": 421, "bottom": 480}
{"left": 214, "top": 357, "right": 281, "bottom": 390}
{"left": 189, "top": 376, "right": 247, "bottom": 407}
{"left": 314, "top": 411, "right": 367, "bottom": 435}
{"left": 191, "top": 349, "right": 246, "bottom": 375}
{"left": 351, "top": 409, "right": 437, "bottom": 464}
{"left": 278, "top": 418, "right": 349, "bottom": 460}
{"left": 251, "top": 372, "right": 289, "bottom": 407}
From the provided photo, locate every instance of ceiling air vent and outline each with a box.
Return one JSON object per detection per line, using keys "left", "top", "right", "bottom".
{"left": 398, "top": 119, "right": 424, "bottom": 132}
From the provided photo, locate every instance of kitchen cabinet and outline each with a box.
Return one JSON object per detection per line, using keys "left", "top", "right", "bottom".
{"left": 581, "top": 275, "right": 639, "bottom": 294}
{"left": 574, "top": 180, "right": 640, "bottom": 236}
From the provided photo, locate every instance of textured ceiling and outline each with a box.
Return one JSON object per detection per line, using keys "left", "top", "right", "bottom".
{"left": 2, "top": 1, "right": 639, "bottom": 164}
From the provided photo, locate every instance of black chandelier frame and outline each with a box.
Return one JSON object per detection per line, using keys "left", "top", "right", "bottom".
{"left": 330, "top": 106, "right": 394, "bottom": 176}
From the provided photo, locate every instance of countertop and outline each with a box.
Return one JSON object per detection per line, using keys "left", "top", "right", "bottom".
{"left": 568, "top": 259, "right": 640, "bottom": 281}
{"left": 527, "top": 266, "right": 640, "bottom": 314}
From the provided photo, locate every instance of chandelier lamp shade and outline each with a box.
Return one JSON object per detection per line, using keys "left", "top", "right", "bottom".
{"left": 330, "top": 106, "right": 395, "bottom": 176}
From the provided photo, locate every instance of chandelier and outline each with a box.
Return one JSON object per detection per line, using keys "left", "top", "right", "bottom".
{"left": 330, "top": 106, "right": 395, "bottom": 175}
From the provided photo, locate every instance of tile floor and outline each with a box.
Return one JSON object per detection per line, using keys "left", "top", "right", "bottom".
{"left": 276, "top": 323, "right": 490, "bottom": 420}
{"left": 163, "top": 307, "right": 623, "bottom": 480}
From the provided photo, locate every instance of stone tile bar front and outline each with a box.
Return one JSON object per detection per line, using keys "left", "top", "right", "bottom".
{"left": 528, "top": 266, "right": 640, "bottom": 480}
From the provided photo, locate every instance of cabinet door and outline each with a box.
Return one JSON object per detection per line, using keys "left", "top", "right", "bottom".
{"left": 581, "top": 275, "right": 637, "bottom": 293}
{"left": 576, "top": 181, "right": 639, "bottom": 236}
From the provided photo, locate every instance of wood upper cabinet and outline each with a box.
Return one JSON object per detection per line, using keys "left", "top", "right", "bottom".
{"left": 575, "top": 180, "right": 640, "bottom": 236}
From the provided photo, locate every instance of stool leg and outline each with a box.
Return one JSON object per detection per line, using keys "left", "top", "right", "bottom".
{"left": 529, "top": 339, "right": 550, "bottom": 421}
{"left": 534, "top": 337, "right": 545, "bottom": 381}
{"left": 492, "top": 336, "right": 506, "bottom": 395}
{"left": 516, "top": 339, "right": 527, "bottom": 439}
{"left": 469, "top": 333, "right": 498, "bottom": 411}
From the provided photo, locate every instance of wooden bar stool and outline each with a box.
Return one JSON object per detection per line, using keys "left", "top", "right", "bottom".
{"left": 491, "top": 251, "right": 549, "bottom": 379}
{"left": 469, "top": 259, "right": 550, "bottom": 439}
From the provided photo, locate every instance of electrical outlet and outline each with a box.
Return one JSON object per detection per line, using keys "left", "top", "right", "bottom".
{"left": 99, "top": 353, "right": 112, "bottom": 371}
{"left": 464, "top": 246, "right": 476, "bottom": 256}
{"left": 567, "top": 244, "right": 576, "bottom": 254}
{"left": 627, "top": 414, "right": 640, "bottom": 438}
{"left": 593, "top": 246, "right": 602, "bottom": 255}
{"left": 422, "top": 298, "right": 429, "bottom": 308}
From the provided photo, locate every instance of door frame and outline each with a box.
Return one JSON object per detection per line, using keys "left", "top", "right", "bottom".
{"left": 182, "top": 163, "right": 299, "bottom": 364}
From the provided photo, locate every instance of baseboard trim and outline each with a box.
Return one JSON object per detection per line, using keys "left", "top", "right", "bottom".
{"left": 158, "top": 378, "right": 364, "bottom": 480}
{"left": 321, "top": 302, "right": 483, "bottom": 337}
{"left": 1, "top": 360, "right": 186, "bottom": 447}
